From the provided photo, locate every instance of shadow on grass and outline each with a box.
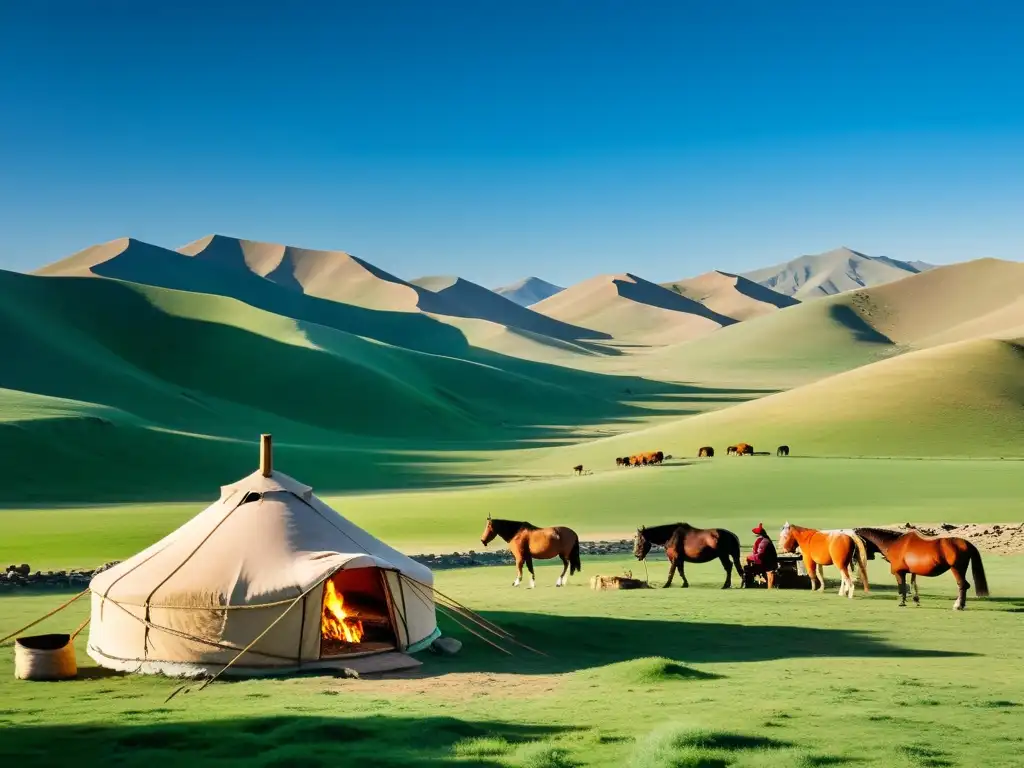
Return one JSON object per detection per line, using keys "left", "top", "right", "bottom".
{"left": 414, "top": 611, "right": 973, "bottom": 676}
{"left": 0, "top": 714, "right": 574, "bottom": 767}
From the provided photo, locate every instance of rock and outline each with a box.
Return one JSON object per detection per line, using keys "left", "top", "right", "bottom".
{"left": 430, "top": 637, "right": 462, "bottom": 655}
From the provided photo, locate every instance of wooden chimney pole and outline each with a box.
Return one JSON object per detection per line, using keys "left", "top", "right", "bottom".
{"left": 260, "top": 434, "right": 273, "bottom": 477}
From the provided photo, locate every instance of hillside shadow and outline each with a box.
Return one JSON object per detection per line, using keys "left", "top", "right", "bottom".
{"left": 827, "top": 304, "right": 892, "bottom": 344}
{"left": 413, "top": 611, "right": 973, "bottom": 676}
{"left": 0, "top": 715, "right": 572, "bottom": 767}
{"left": 615, "top": 275, "right": 738, "bottom": 327}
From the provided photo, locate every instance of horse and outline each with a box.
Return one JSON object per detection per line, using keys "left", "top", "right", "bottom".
{"left": 633, "top": 523, "right": 745, "bottom": 589}
{"left": 735, "top": 443, "right": 753, "bottom": 456}
{"left": 480, "top": 516, "right": 581, "bottom": 588}
{"left": 776, "top": 445, "right": 789, "bottom": 457}
{"left": 573, "top": 464, "right": 584, "bottom": 475}
{"left": 778, "top": 522, "right": 869, "bottom": 597}
{"left": 615, "top": 457, "right": 625, "bottom": 467}
{"left": 854, "top": 527, "right": 989, "bottom": 610}
{"left": 726, "top": 445, "right": 738, "bottom": 455}
{"left": 698, "top": 446, "right": 714, "bottom": 458}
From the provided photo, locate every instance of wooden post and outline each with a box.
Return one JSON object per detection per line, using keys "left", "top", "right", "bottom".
{"left": 260, "top": 434, "right": 273, "bottom": 477}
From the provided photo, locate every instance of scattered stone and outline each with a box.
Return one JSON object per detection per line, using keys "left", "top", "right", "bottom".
{"left": 431, "top": 637, "right": 463, "bottom": 655}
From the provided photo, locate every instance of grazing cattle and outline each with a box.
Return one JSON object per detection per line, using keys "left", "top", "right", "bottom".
{"left": 698, "top": 446, "right": 714, "bottom": 458}
{"left": 615, "top": 457, "right": 625, "bottom": 467}
{"left": 777, "top": 445, "right": 790, "bottom": 457}
{"left": 734, "top": 443, "right": 753, "bottom": 456}
{"left": 654, "top": 451, "right": 664, "bottom": 464}
{"left": 726, "top": 445, "right": 738, "bottom": 455}
{"left": 573, "top": 464, "right": 584, "bottom": 475}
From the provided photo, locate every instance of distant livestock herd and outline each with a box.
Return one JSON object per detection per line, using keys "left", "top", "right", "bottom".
{"left": 573, "top": 444, "right": 791, "bottom": 475}
{"left": 615, "top": 451, "right": 667, "bottom": 467}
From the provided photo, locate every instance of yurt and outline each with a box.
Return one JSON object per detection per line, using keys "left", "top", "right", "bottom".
{"left": 87, "top": 436, "right": 439, "bottom": 677}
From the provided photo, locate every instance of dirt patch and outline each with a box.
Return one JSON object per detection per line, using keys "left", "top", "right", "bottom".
{"left": 891, "top": 522, "right": 1024, "bottom": 555}
{"left": 318, "top": 671, "right": 564, "bottom": 702}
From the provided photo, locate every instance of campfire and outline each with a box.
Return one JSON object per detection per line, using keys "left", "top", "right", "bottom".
{"left": 322, "top": 579, "right": 365, "bottom": 644}
{"left": 319, "top": 568, "right": 397, "bottom": 658}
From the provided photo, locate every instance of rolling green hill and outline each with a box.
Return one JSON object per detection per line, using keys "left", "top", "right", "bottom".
{"left": 0, "top": 269, "right": 687, "bottom": 502}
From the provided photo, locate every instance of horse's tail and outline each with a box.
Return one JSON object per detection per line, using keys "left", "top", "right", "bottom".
{"left": 569, "top": 537, "right": 582, "bottom": 575}
{"left": 851, "top": 532, "right": 870, "bottom": 593}
{"left": 724, "top": 529, "right": 744, "bottom": 584}
{"left": 969, "top": 542, "right": 989, "bottom": 597}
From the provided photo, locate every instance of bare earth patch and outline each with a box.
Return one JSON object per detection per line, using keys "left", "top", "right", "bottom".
{"left": 317, "top": 670, "right": 564, "bottom": 701}
{"left": 892, "top": 522, "right": 1024, "bottom": 555}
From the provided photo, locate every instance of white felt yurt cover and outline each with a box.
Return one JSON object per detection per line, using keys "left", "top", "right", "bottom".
{"left": 87, "top": 468, "right": 438, "bottom": 677}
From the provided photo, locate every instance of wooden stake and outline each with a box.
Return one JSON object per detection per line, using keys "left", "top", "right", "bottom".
{"left": 260, "top": 434, "right": 272, "bottom": 477}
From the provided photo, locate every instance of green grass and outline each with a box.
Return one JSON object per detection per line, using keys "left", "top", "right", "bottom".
{"left": 2, "top": 554, "right": 1022, "bottom": 766}
{"left": 4, "top": 458, "right": 1024, "bottom": 568}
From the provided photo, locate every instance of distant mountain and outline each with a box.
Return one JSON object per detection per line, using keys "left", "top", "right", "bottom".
{"left": 531, "top": 272, "right": 736, "bottom": 345}
{"left": 493, "top": 277, "right": 564, "bottom": 307}
{"left": 741, "top": 247, "right": 933, "bottom": 300}
{"left": 661, "top": 270, "right": 800, "bottom": 322}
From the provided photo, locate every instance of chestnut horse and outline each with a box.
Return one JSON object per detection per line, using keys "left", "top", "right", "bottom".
{"left": 778, "top": 523, "right": 869, "bottom": 597}
{"left": 633, "top": 523, "right": 744, "bottom": 589}
{"left": 480, "top": 516, "right": 581, "bottom": 588}
{"left": 854, "top": 527, "right": 989, "bottom": 610}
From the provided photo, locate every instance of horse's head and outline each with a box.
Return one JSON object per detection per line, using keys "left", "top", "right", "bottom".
{"left": 778, "top": 522, "right": 796, "bottom": 552}
{"left": 480, "top": 515, "right": 497, "bottom": 546}
{"left": 633, "top": 527, "right": 652, "bottom": 560}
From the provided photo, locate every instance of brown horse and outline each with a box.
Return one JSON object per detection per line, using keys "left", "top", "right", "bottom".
{"left": 734, "top": 443, "right": 753, "bottom": 456}
{"left": 776, "top": 445, "right": 789, "bottom": 457}
{"left": 778, "top": 523, "right": 869, "bottom": 597}
{"left": 573, "top": 464, "right": 584, "bottom": 475}
{"left": 633, "top": 523, "right": 744, "bottom": 589}
{"left": 698, "top": 446, "right": 714, "bottom": 458}
{"left": 480, "top": 516, "right": 581, "bottom": 588}
{"left": 726, "top": 445, "right": 738, "bottom": 455}
{"left": 854, "top": 527, "right": 989, "bottom": 610}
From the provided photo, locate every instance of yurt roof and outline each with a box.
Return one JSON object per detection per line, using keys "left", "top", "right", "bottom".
{"left": 89, "top": 445, "right": 432, "bottom": 609}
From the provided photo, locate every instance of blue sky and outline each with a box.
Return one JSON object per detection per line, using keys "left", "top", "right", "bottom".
{"left": 1, "top": 1, "right": 1022, "bottom": 286}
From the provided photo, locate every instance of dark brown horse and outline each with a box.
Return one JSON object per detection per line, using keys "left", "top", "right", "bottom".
{"left": 481, "top": 516, "right": 581, "bottom": 588}
{"left": 726, "top": 445, "right": 738, "bottom": 455}
{"left": 633, "top": 523, "right": 744, "bottom": 589}
{"left": 854, "top": 527, "right": 989, "bottom": 610}
{"left": 573, "top": 464, "right": 584, "bottom": 475}
{"left": 776, "top": 445, "right": 789, "bottom": 457}
{"left": 698, "top": 446, "right": 714, "bottom": 458}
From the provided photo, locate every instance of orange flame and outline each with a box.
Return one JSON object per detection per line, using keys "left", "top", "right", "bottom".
{"left": 322, "top": 579, "right": 364, "bottom": 644}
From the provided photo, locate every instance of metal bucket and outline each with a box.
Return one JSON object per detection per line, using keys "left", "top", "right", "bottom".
{"left": 14, "top": 633, "right": 78, "bottom": 681}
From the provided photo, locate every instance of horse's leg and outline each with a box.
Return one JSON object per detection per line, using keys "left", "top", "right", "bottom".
{"left": 804, "top": 557, "right": 819, "bottom": 591}
{"left": 894, "top": 571, "right": 907, "bottom": 607}
{"left": 911, "top": 574, "right": 920, "bottom": 605}
{"left": 555, "top": 555, "right": 569, "bottom": 587}
{"left": 513, "top": 553, "right": 523, "bottom": 587}
{"left": 814, "top": 563, "right": 826, "bottom": 592}
{"left": 837, "top": 564, "right": 854, "bottom": 598}
{"left": 951, "top": 565, "right": 970, "bottom": 610}
{"left": 523, "top": 552, "right": 536, "bottom": 589}
{"left": 663, "top": 561, "right": 677, "bottom": 588}
{"left": 678, "top": 559, "right": 689, "bottom": 588}
{"left": 719, "top": 553, "right": 732, "bottom": 589}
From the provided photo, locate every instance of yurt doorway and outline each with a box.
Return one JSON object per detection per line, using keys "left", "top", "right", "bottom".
{"left": 320, "top": 567, "right": 398, "bottom": 658}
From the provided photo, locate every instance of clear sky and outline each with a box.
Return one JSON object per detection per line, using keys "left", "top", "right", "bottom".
{"left": 1, "top": 1, "right": 1022, "bottom": 286}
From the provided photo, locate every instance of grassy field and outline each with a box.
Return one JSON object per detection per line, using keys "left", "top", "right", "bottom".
{"left": 2, "top": 553, "right": 1022, "bottom": 767}
{"left": 4, "top": 459, "right": 1024, "bottom": 568}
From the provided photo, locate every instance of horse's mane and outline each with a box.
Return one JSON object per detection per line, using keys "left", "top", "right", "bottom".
{"left": 490, "top": 518, "right": 536, "bottom": 542}
{"left": 638, "top": 522, "right": 686, "bottom": 545}
{"left": 853, "top": 527, "right": 903, "bottom": 552}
